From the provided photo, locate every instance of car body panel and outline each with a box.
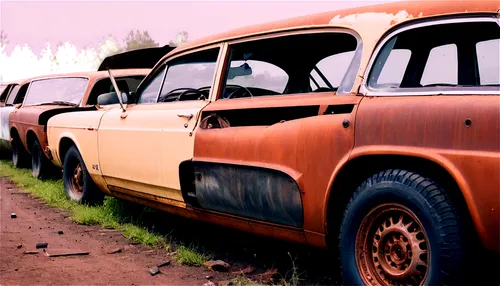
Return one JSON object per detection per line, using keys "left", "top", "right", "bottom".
{"left": 45, "top": 0, "right": 500, "bottom": 253}
{"left": 97, "top": 100, "right": 209, "bottom": 202}
{"left": 350, "top": 95, "right": 500, "bottom": 252}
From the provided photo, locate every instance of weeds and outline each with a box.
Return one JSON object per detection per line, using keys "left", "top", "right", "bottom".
{"left": 279, "top": 252, "right": 303, "bottom": 286}
{"left": 175, "top": 244, "right": 212, "bottom": 266}
{"left": 0, "top": 161, "right": 164, "bottom": 249}
{"left": 231, "top": 275, "right": 260, "bottom": 286}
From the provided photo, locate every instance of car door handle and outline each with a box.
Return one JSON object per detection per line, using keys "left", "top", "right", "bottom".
{"left": 177, "top": 113, "right": 193, "bottom": 120}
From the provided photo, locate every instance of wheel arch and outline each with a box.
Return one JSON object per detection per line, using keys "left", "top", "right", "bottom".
{"left": 323, "top": 148, "right": 478, "bottom": 249}
{"left": 57, "top": 134, "right": 81, "bottom": 165}
{"left": 25, "top": 129, "right": 38, "bottom": 152}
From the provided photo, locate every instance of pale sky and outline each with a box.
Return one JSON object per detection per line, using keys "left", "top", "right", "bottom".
{"left": 0, "top": 0, "right": 397, "bottom": 54}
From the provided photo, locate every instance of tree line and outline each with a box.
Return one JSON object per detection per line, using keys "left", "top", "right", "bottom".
{"left": 0, "top": 30, "right": 188, "bottom": 82}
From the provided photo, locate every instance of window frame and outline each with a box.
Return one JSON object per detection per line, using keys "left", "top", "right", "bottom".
{"left": 216, "top": 27, "right": 363, "bottom": 101}
{"left": 22, "top": 76, "right": 90, "bottom": 106}
{"left": 134, "top": 43, "right": 225, "bottom": 105}
{"left": 360, "top": 15, "right": 500, "bottom": 96}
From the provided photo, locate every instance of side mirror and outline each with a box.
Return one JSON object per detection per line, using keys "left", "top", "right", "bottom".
{"left": 13, "top": 103, "right": 22, "bottom": 109}
{"left": 97, "top": 92, "right": 128, "bottom": 106}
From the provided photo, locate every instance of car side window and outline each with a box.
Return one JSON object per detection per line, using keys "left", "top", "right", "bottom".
{"left": 0, "top": 84, "right": 14, "bottom": 102}
{"left": 221, "top": 32, "right": 360, "bottom": 99}
{"left": 367, "top": 19, "right": 500, "bottom": 91}
{"left": 6, "top": 84, "right": 28, "bottom": 105}
{"left": 476, "top": 38, "right": 500, "bottom": 85}
{"left": 157, "top": 48, "right": 219, "bottom": 102}
{"left": 137, "top": 65, "right": 167, "bottom": 104}
{"left": 310, "top": 51, "right": 356, "bottom": 91}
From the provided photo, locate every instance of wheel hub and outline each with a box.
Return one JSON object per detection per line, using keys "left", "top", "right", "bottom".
{"left": 70, "top": 163, "right": 84, "bottom": 196}
{"left": 356, "top": 204, "right": 429, "bottom": 285}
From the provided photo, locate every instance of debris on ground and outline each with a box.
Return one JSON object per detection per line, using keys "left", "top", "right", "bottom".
{"left": 35, "top": 242, "right": 48, "bottom": 249}
{"left": 57, "top": 230, "right": 64, "bottom": 235}
{"left": 217, "top": 280, "right": 232, "bottom": 286}
{"left": 10, "top": 213, "right": 17, "bottom": 218}
{"left": 259, "top": 268, "right": 279, "bottom": 282}
{"left": 23, "top": 250, "right": 40, "bottom": 255}
{"left": 157, "top": 260, "right": 171, "bottom": 268}
{"left": 16, "top": 244, "right": 23, "bottom": 249}
{"left": 44, "top": 250, "right": 89, "bottom": 257}
{"left": 205, "top": 275, "right": 213, "bottom": 279}
{"left": 166, "top": 251, "right": 177, "bottom": 256}
{"left": 202, "top": 281, "right": 216, "bottom": 286}
{"left": 231, "top": 265, "right": 256, "bottom": 275}
{"left": 149, "top": 266, "right": 160, "bottom": 276}
{"left": 107, "top": 248, "right": 122, "bottom": 254}
{"left": 204, "top": 260, "right": 231, "bottom": 272}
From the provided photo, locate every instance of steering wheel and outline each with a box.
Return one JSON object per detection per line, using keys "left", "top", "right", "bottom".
{"left": 226, "top": 85, "right": 254, "bottom": 99}
{"left": 160, "top": 88, "right": 207, "bottom": 102}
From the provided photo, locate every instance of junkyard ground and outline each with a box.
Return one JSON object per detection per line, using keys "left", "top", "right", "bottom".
{"left": 1, "top": 164, "right": 498, "bottom": 285}
{"left": 0, "top": 171, "right": 341, "bottom": 285}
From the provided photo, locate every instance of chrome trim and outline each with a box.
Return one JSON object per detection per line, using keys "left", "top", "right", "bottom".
{"left": 361, "top": 15, "right": 500, "bottom": 96}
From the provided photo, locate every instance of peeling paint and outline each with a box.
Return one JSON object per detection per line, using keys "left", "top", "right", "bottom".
{"left": 329, "top": 10, "right": 417, "bottom": 29}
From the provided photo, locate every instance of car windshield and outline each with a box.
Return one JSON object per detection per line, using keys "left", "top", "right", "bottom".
{"left": 23, "top": 77, "right": 88, "bottom": 106}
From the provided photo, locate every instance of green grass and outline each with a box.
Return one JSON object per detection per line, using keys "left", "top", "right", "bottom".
{"left": 175, "top": 244, "right": 212, "bottom": 266}
{"left": 0, "top": 160, "right": 165, "bottom": 248}
{"left": 231, "top": 276, "right": 261, "bottom": 286}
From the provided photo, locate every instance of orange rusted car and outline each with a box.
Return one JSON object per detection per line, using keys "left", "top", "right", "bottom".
{"left": 46, "top": 1, "right": 499, "bottom": 285}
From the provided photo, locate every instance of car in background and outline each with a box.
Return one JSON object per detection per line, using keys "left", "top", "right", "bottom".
{"left": 0, "top": 77, "right": 37, "bottom": 154}
{"left": 46, "top": 1, "right": 499, "bottom": 285}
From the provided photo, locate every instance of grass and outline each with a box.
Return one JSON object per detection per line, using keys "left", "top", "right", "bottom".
{"left": 231, "top": 275, "right": 261, "bottom": 286}
{"left": 0, "top": 160, "right": 166, "bottom": 247}
{"left": 175, "top": 244, "right": 212, "bottom": 266}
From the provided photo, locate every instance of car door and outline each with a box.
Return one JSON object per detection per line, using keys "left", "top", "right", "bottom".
{"left": 97, "top": 45, "right": 223, "bottom": 202}
{"left": 189, "top": 29, "right": 363, "bottom": 235}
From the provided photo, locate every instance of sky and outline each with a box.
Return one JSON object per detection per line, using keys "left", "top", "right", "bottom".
{"left": 0, "top": 0, "right": 398, "bottom": 55}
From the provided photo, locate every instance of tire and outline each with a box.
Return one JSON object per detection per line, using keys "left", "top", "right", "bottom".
{"left": 63, "top": 145, "right": 104, "bottom": 205}
{"left": 32, "top": 139, "right": 50, "bottom": 179}
{"left": 11, "top": 137, "right": 30, "bottom": 168}
{"left": 339, "top": 169, "right": 466, "bottom": 286}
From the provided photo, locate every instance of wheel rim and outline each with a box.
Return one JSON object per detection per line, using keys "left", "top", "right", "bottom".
{"left": 69, "top": 163, "right": 84, "bottom": 198}
{"left": 355, "top": 204, "right": 429, "bottom": 285}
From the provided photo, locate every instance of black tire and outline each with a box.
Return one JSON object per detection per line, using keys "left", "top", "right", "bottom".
{"left": 11, "top": 137, "right": 30, "bottom": 168}
{"left": 32, "top": 139, "right": 50, "bottom": 179}
{"left": 339, "top": 169, "right": 466, "bottom": 286}
{"left": 63, "top": 145, "right": 104, "bottom": 205}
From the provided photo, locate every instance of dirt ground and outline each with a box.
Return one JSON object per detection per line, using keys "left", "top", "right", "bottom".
{"left": 1, "top": 176, "right": 498, "bottom": 286}
{"left": 0, "top": 177, "right": 235, "bottom": 285}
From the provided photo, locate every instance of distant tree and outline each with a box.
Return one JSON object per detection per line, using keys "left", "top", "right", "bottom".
{"left": 98, "top": 34, "right": 122, "bottom": 60}
{"left": 123, "top": 30, "right": 159, "bottom": 51}
{"left": 0, "top": 30, "right": 8, "bottom": 47}
{"left": 168, "top": 31, "right": 188, "bottom": 47}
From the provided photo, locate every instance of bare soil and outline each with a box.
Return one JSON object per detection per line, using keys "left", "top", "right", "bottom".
{"left": 2, "top": 177, "right": 497, "bottom": 285}
{"left": 0, "top": 177, "right": 230, "bottom": 285}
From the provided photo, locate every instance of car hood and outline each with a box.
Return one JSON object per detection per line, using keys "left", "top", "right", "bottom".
{"left": 97, "top": 45, "right": 175, "bottom": 71}
{"left": 15, "top": 105, "right": 97, "bottom": 126}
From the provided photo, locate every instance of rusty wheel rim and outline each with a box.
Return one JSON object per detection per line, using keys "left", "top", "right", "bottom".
{"left": 356, "top": 204, "right": 429, "bottom": 285}
{"left": 70, "top": 163, "right": 84, "bottom": 198}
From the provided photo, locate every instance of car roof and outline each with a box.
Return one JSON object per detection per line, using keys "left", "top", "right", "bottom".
{"left": 4, "top": 69, "right": 150, "bottom": 87}
{"left": 164, "top": 0, "right": 499, "bottom": 59}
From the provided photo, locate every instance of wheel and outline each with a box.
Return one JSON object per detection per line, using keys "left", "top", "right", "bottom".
{"left": 32, "top": 139, "right": 50, "bottom": 179}
{"left": 339, "top": 169, "right": 466, "bottom": 286}
{"left": 63, "top": 145, "right": 104, "bottom": 205}
{"left": 11, "top": 137, "right": 30, "bottom": 168}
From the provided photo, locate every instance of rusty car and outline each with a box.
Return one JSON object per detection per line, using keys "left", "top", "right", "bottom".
{"left": 46, "top": 1, "right": 500, "bottom": 285}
